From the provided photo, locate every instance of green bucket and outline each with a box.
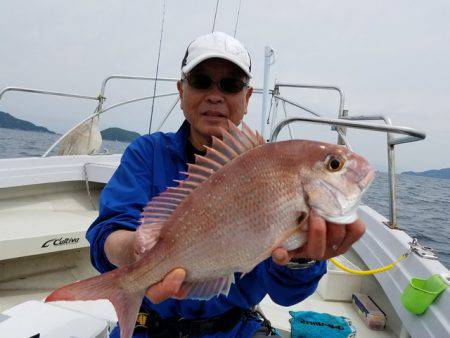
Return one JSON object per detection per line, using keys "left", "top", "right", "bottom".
{"left": 401, "top": 274, "right": 449, "bottom": 315}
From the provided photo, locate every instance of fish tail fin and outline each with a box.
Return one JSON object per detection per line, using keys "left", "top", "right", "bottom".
{"left": 45, "top": 268, "right": 145, "bottom": 338}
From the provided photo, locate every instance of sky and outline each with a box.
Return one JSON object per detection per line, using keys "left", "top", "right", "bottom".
{"left": 0, "top": 0, "right": 449, "bottom": 171}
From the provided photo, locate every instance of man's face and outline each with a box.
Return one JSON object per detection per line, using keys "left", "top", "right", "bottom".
{"left": 177, "top": 58, "right": 253, "bottom": 141}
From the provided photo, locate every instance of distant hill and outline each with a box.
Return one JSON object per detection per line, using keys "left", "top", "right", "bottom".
{"left": 402, "top": 168, "right": 450, "bottom": 180}
{"left": 0, "top": 111, "right": 55, "bottom": 134}
{"left": 101, "top": 127, "right": 140, "bottom": 143}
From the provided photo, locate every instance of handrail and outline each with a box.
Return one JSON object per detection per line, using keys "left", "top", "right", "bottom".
{"left": 41, "top": 80, "right": 271, "bottom": 157}
{"left": 99, "top": 92, "right": 178, "bottom": 115}
{"left": 1, "top": 79, "right": 427, "bottom": 229}
{"left": 271, "top": 84, "right": 349, "bottom": 146}
{"left": 99, "top": 75, "right": 178, "bottom": 96}
{"left": 42, "top": 92, "right": 178, "bottom": 157}
{"left": 40, "top": 75, "right": 179, "bottom": 157}
{"left": 97, "top": 75, "right": 179, "bottom": 133}
{"left": 275, "top": 82, "right": 345, "bottom": 116}
{"left": 269, "top": 116, "right": 426, "bottom": 228}
{"left": 270, "top": 117, "right": 425, "bottom": 144}
{"left": 271, "top": 94, "right": 351, "bottom": 149}
{"left": 0, "top": 86, "right": 102, "bottom": 158}
{"left": 0, "top": 87, "right": 99, "bottom": 102}
{"left": 341, "top": 115, "right": 397, "bottom": 227}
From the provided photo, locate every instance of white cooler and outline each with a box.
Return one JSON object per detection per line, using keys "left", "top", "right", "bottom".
{"left": 0, "top": 300, "right": 117, "bottom": 338}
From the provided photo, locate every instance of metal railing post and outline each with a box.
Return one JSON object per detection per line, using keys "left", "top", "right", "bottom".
{"left": 388, "top": 142, "right": 397, "bottom": 228}
{"left": 337, "top": 109, "right": 348, "bottom": 145}
{"left": 261, "top": 47, "right": 274, "bottom": 140}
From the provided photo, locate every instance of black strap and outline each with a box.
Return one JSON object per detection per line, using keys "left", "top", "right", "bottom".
{"left": 250, "top": 307, "right": 277, "bottom": 335}
{"left": 135, "top": 306, "right": 248, "bottom": 336}
{"left": 177, "top": 307, "right": 244, "bottom": 336}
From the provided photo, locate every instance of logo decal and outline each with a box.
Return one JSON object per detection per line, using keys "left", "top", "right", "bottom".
{"left": 41, "top": 237, "right": 80, "bottom": 248}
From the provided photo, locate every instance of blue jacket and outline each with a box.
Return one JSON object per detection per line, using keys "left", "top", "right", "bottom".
{"left": 87, "top": 120, "right": 326, "bottom": 337}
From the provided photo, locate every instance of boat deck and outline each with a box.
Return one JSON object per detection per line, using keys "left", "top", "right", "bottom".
{"left": 2, "top": 155, "right": 449, "bottom": 337}
{"left": 260, "top": 293, "right": 395, "bottom": 337}
{"left": 0, "top": 286, "right": 396, "bottom": 337}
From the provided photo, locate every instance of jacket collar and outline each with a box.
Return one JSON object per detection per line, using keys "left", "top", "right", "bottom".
{"left": 167, "top": 119, "right": 190, "bottom": 162}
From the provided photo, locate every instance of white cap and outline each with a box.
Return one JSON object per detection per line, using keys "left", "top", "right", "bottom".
{"left": 181, "top": 31, "right": 252, "bottom": 78}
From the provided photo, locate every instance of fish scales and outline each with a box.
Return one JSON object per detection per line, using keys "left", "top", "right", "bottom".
{"left": 134, "top": 144, "right": 305, "bottom": 285}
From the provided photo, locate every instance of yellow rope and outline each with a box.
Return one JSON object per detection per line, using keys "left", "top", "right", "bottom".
{"left": 329, "top": 254, "right": 408, "bottom": 275}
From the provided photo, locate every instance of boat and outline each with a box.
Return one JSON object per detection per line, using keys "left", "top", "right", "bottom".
{"left": 0, "top": 48, "right": 449, "bottom": 338}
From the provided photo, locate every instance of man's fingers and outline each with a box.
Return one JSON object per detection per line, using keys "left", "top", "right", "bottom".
{"left": 146, "top": 268, "right": 186, "bottom": 304}
{"left": 173, "top": 288, "right": 189, "bottom": 300}
{"left": 327, "top": 222, "right": 346, "bottom": 251}
{"left": 285, "top": 215, "right": 366, "bottom": 261}
{"left": 304, "top": 211, "right": 327, "bottom": 259}
{"left": 271, "top": 248, "right": 291, "bottom": 265}
{"left": 334, "top": 219, "right": 366, "bottom": 255}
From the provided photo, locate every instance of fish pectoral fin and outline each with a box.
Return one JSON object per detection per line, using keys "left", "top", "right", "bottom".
{"left": 282, "top": 211, "right": 309, "bottom": 250}
{"left": 181, "top": 274, "right": 235, "bottom": 300}
{"left": 135, "top": 221, "right": 164, "bottom": 254}
{"left": 259, "top": 211, "right": 310, "bottom": 259}
{"left": 282, "top": 228, "right": 307, "bottom": 251}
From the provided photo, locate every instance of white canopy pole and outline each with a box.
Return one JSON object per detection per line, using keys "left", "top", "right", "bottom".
{"left": 261, "top": 47, "right": 274, "bottom": 140}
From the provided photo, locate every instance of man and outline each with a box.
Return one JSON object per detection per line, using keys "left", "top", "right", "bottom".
{"left": 87, "top": 31, "right": 365, "bottom": 337}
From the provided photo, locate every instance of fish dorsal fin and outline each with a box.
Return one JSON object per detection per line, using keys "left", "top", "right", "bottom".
{"left": 139, "top": 120, "right": 264, "bottom": 252}
{"left": 221, "top": 120, "right": 265, "bottom": 155}
{"left": 183, "top": 120, "right": 264, "bottom": 185}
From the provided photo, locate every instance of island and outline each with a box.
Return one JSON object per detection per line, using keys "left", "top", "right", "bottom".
{"left": 402, "top": 168, "right": 450, "bottom": 180}
{"left": 100, "top": 127, "right": 141, "bottom": 143}
{"left": 0, "top": 111, "right": 55, "bottom": 134}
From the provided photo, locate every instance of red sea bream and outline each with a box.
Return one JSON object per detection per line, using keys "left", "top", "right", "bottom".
{"left": 46, "top": 121, "right": 374, "bottom": 338}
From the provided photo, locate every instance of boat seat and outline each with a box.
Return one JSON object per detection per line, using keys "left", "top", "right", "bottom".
{"left": 0, "top": 189, "right": 98, "bottom": 261}
{"left": 0, "top": 209, "right": 96, "bottom": 261}
{"left": 0, "top": 155, "right": 122, "bottom": 261}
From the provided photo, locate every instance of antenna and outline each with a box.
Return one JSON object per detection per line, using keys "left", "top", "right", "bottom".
{"left": 149, "top": 0, "right": 167, "bottom": 133}
{"left": 234, "top": 0, "right": 242, "bottom": 37}
{"left": 212, "top": 0, "right": 220, "bottom": 32}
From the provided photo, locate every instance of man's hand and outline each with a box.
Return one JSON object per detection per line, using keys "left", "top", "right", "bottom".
{"left": 145, "top": 268, "right": 187, "bottom": 303}
{"left": 272, "top": 209, "right": 366, "bottom": 265}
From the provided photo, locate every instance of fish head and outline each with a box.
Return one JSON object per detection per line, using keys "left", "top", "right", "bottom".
{"left": 300, "top": 142, "right": 375, "bottom": 224}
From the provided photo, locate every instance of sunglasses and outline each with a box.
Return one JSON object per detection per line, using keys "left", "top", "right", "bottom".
{"left": 184, "top": 74, "right": 248, "bottom": 94}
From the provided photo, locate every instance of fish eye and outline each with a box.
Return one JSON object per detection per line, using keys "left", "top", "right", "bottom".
{"left": 327, "top": 156, "right": 345, "bottom": 172}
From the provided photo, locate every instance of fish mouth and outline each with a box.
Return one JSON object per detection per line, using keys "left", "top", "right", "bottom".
{"left": 345, "top": 158, "right": 375, "bottom": 193}
{"left": 313, "top": 207, "right": 359, "bottom": 224}
{"left": 308, "top": 179, "right": 362, "bottom": 224}
{"left": 357, "top": 167, "right": 375, "bottom": 193}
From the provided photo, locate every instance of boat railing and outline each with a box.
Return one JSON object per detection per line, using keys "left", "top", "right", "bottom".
{"left": 268, "top": 82, "right": 425, "bottom": 229}
{"left": 0, "top": 78, "right": 426, "bottom": 229}
{"left": 42, "top": 76, "right": 180, "bottom": 157}
{"left": 0, "top": 87, "right": 99, "bottom": 102}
